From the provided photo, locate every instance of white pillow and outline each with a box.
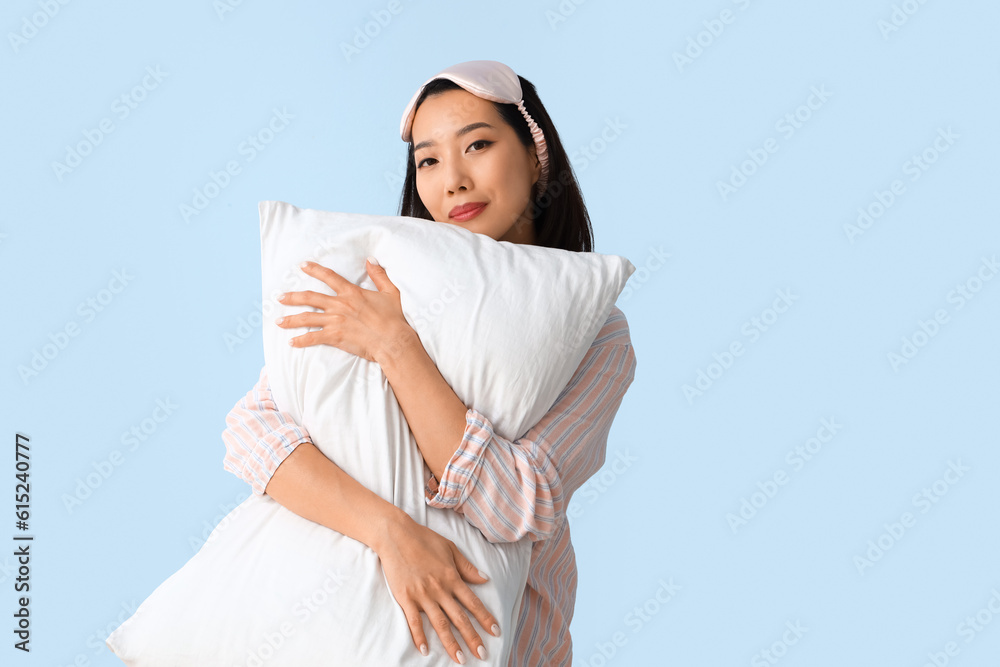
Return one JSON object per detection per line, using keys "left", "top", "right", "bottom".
{"left": 106, "top": 200, "right": 635, "bottom": 666}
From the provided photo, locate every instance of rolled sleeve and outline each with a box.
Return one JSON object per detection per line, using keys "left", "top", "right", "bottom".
{"left": 424, "top": 408, "right": 494, "bottom": 509}
{"left": 420, "top": 327, "right": 636, "bottom": 544}
{"left": 221, "top": 366, "right": 313, "bottom": 496}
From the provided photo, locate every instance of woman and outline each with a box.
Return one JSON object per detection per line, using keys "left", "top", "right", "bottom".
{"left": 222, "top": 60, "right": 637, "bottom": 666}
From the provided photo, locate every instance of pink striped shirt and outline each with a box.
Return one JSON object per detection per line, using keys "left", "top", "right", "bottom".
{"left": 221, "top": 305, "right": 637, "bottom": 666}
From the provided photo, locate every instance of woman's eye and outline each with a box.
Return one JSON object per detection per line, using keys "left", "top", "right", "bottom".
{"left": 416, "top": 141, "right": 490, "bottom": 168}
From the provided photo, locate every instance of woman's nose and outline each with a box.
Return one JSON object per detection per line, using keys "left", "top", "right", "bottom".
{"left": 445, "top": 162, "right": 472, "bottom": 194}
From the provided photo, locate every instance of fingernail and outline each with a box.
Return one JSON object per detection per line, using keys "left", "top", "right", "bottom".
{"left": 491, "top": 624, "right": 500, "bottom": 637}
{"left": 456, "top": 649, "right": 466, "bottom": 664}
{"left": 419, "top": 643, "right": 428, "bottom": 656}
{"left": 478, "top": 570, "right": 489, "bottom": 581}
{"left": 300, "top": 261, "right": 310, "bottom": 269}
{"left": 367, "top": 255, "right": 379, "bottom": 267}
{"left": 477, "top": 645, "right": 487, "bottom": 660}
{"left": 274, "top": 317, "right": 284, "bottom": 325}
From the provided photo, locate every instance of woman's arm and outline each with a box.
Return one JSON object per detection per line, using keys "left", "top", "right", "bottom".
{"left": 382, "top": 308, "right": 637, "bottom": 544}
{"left": 221, "top": 365, "right": 501, "bottom": 663}
{"left": 270, "top": 261, "right": 638, "bottom": 545}
{"left": 376, "top": 332, "right": 469, "bottom": 485}
{"left": 220, "top": 367, "right": 392, "bottom": 545}
{"left": 221, "top": 365, "right": 313, "bottom": 496}
{"left": 265, "top": 440, "right": 500, "bottom": 663}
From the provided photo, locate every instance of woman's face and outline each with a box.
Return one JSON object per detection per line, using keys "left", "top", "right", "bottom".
{"left": 411, "top": 88, "right": 541, "bottom": 244}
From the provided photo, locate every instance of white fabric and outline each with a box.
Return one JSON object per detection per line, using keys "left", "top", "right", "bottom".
{"left": 106, "top": 200, "right": 635, "bottom": 666}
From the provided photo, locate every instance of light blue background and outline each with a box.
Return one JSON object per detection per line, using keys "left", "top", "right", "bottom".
{"left": 2, "top": 0, "right": 998, "bottom": 665}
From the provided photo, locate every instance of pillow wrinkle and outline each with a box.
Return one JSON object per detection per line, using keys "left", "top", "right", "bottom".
{"left": 105, "top": 201, "right": 634, "bottom": 666}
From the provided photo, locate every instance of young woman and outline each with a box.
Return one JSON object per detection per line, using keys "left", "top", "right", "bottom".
{"left": 222, "top": 60, "right": 637, "bottom": 666}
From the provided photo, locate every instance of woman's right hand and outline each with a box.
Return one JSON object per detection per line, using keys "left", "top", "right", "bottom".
{"left": 376, "top": 512, "right": 501, "bottom": 664}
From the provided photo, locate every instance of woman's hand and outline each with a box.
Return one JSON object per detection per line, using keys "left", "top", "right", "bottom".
{"left": 376, "top": 512, "right": 501, "bottom": 664}
{"left": 276, "top": 258, "right": 412, "bottom": 363}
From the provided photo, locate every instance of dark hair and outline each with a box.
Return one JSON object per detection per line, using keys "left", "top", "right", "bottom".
{"left": 397, "top": 76, "right": 594, "bottom": 253}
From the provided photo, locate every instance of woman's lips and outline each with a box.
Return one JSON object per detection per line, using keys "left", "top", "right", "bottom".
{"left": 449, "top": 202, "right": 487, "bottom": 222}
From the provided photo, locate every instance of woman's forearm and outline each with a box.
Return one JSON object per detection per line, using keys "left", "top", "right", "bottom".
{"left": 377, "top": 327, "right": 470, "bottom": 485}
{"left": 263, "top": 440, "right": 409, "bottom": 553}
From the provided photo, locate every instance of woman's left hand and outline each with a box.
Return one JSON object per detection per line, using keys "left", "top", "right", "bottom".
{"left": 276, "top": 258, "right": 412, "bottom": 364}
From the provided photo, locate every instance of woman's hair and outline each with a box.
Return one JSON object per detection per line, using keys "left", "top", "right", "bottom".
{"left": 397, "top": 77, "right": 594, "bottom": 253}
